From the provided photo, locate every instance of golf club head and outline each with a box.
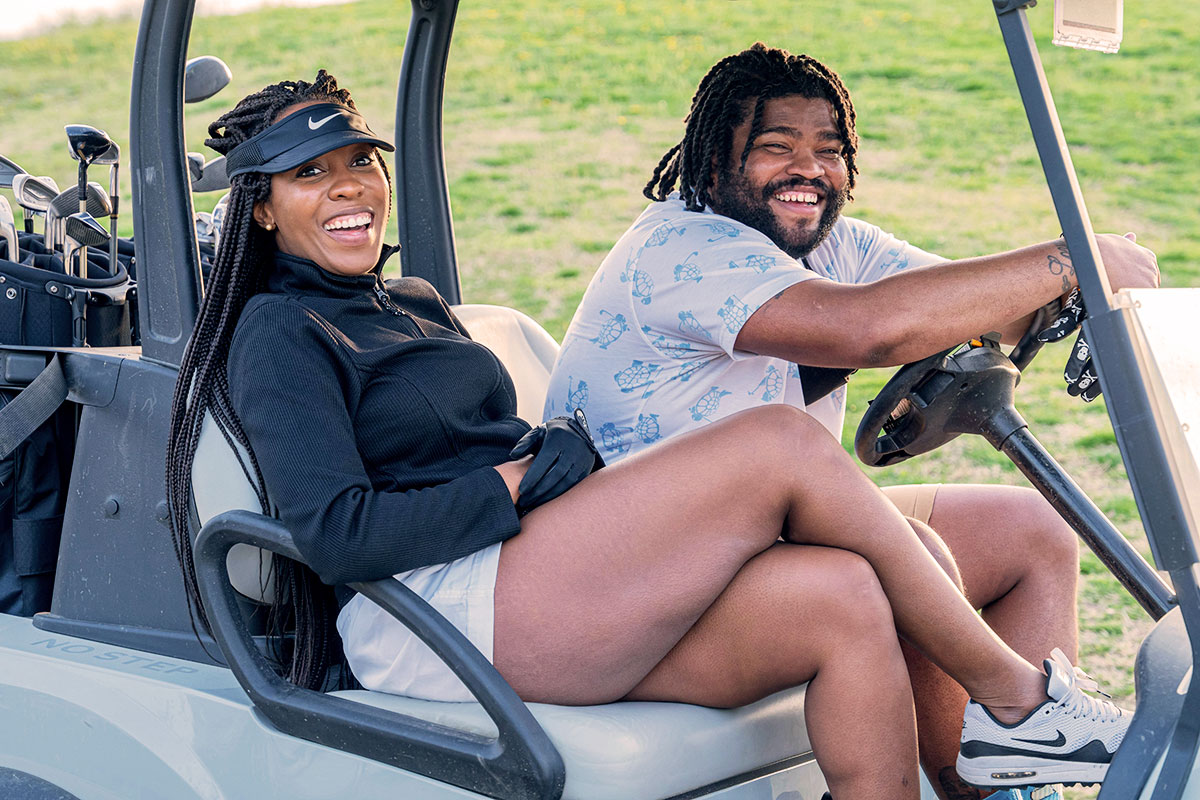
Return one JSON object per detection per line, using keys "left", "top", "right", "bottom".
{"left": 65, "top": 212, "right": 110, "bottom": 247}
{"left": 11, "top": 174, "right": 60, "bottom": 214}
{"left": 94, "top": 141, "right": 120, "bottom": 167}
{"left": 65, "top": 124, "right": 115, "bottom": 167}
{"left": 191, "top": 155, "right": 229, "bottom": 192}
{"left": 195, "top": 211, "right": 214, "bottom": 244}
{"left": 187, "top": 152, "right": 206, "bottom": 183}
{"left": 0, "top": 154, "right": 26, "bottom": 189}
{"left": 0, "top": 196, "right": 18, "bottom": 262}
{"left": 211, "top": 193, "right": 229, "bottom": 242}
{"left": 49, "top": 183, "right": 113, "bottom": 219}
{"left": 184, "top": 56, "right": 232, "bottom": 103}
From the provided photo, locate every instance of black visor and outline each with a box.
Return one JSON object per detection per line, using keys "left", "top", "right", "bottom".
{"left": 224, "top": 103, "right": 394, "bottom": 179}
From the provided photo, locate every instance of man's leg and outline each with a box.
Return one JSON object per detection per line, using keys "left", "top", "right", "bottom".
{"left": 883, "top": 483, "right": 1080, "bottom": 800}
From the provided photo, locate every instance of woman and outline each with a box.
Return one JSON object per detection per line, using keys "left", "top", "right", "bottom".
{"left": 166, "top": 72, "right": 1127, "bottom": 800}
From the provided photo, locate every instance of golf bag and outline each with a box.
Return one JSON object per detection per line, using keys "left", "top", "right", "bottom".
{"left": 0, "top": 232, "right": 134, "bottom": 615}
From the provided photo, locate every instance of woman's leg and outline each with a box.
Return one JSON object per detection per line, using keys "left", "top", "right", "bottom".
{"left": 625, "top": 543, "right": 921, "bottom": 800}
{"left": 493, "top": 405, "right": 1045, "bottom": 715}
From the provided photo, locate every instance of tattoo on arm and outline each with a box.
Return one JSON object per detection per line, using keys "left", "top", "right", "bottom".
{"left": 1046, "top": 240, "right": 1076, "bottom": 293}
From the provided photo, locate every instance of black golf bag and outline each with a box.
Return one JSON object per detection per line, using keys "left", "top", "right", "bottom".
{"left": 0, "top": 231, "right": 135, "bottom": 615}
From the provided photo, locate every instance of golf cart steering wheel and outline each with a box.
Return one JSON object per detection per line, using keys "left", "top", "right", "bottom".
{"left": 854, "top": 305, "right": 1052, "bottom": 467}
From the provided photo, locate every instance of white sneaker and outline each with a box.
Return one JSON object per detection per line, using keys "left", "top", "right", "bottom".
{"left": 957, "top": 648, "right": 1130, "bottom": 788}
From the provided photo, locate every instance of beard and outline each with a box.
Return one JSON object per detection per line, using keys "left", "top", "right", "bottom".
{"left": 710, "top": 168, "right": 848, "bottom": 259}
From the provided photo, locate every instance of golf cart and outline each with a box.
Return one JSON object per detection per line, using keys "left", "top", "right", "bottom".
{"left": 1, "top": 0, "right": 1197, "bottom": 798}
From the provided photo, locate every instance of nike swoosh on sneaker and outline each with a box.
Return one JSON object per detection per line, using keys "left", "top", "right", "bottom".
{"left": 1012, "top": 730, "right": 1067, "bottom": 748}
{"left": 308, "top": 112, "right": 340, "bottom": 130}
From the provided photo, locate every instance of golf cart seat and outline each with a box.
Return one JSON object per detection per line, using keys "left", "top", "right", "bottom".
{"left": 191, "top": 302, "right": 819, "bottom": 800}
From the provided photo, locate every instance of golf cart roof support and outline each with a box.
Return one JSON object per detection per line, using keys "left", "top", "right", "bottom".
{"left": 129, "top": 0, "right": 203, "bottom": 368}
{"left": 993, "top": 2, "right": 1198, "bottom": 571}
{"left": 394, "top": 0, "right": 463, "bottom": 305}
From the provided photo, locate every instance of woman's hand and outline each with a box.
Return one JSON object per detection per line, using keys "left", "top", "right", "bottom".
{"left": 506, "top": 410, "right": 605, "bottom": 515}
{"left": 495, "top": 458, "right": 533, "bottom": 505}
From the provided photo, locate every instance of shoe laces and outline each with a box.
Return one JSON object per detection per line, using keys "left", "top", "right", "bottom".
{"left": 1048, "top": 647, "right": 1124, "bottom": 723}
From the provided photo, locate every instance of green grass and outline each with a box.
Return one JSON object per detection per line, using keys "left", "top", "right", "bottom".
{"left": 3, "top": 4, "right": 1197, "bottom": 796}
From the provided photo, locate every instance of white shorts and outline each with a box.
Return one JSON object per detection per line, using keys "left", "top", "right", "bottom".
{"left": 336, "top": 541, "right": 502, "bottom": 702}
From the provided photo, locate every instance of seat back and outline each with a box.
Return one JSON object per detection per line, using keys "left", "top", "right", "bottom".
{"left": 191, "top": 303, "right": 560, "bottom": 602}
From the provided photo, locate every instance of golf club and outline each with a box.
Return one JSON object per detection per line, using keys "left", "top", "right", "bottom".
{"left": 184, "top": 56, "right": 232, "bottom": 104}
{"left": 191, "top": 155, "right": 229, "bottom": 193}
{"left": 0, "top": 154, "right": 26, "bottom": 189}
{"left": 90, "top": 141, "right": 121, "bottom": 272}
{"left": 195, "top": 211, "right": 215, "bottom": 246}
{"left": 11, "top": 174, "right": 60, "bottom": 235}
{"left": 46, "top": 183, "right": 111, "bottom": 252}
{"left": 65, "top": 125, "right": 113, "bottom": 271}
{"left": 187, "top": 152, "right": 206, "bottom": 184}
{"left": 63, "top": 212, "right": 109, "bottom": 279}
{"left": 210, "top": 192, "right": 229, "bottom": 252}
{"left": 0, "top": 196, "right": 19, "bottom": 263}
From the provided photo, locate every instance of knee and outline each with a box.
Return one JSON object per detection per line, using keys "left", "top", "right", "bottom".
{"left": 1012, "top": 488, "right": 1079, "bottom": 575}
{"left": 812, "top": 550, "right": 897, "bottom": 643}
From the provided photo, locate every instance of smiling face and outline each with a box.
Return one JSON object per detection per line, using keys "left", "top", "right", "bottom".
{"left": 253, "top": 102, "right": 390, "bottom": 276}
{"left": 709, "top": 94, "right": 849, "bottom": 259}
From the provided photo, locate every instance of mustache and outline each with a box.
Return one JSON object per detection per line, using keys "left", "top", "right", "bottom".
{"left": 762, "top": 177, "right": 832, "bottom": 198}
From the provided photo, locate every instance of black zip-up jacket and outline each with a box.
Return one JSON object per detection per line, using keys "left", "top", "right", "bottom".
{"left": 227, "top": 249, "right": 527, "bottom": 588}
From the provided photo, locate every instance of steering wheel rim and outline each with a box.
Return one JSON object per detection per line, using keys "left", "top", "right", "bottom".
{"left": 854, "top": 345, "right": 957, "bottom": 467}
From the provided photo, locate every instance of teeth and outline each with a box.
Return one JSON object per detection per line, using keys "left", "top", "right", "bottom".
{"left": 774, "top": 191, "right": 819, "bottom": 205}
{"left": 324, "top": 212, "right": 373, "bottom": 231}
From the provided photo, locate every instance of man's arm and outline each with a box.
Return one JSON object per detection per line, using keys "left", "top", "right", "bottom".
{"left": 735, "top": 233, "right": 1158, "bottom": 368}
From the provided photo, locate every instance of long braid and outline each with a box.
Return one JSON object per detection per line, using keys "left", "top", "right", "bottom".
{"left": 645, "top": 43, "right": 860, "bottom": 211}
{"left": 165, "top": 70, "right": 383, "bottom": 690}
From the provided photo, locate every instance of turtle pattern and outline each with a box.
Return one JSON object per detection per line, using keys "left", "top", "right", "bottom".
{"left": 690, "top": 386, "right": 733, "bottom": 422}
{"left": 677, "top": 310, "right": 713, "bottom": 341}
{"left": 589, "top": 309, "right": 629, "bottom": 350}
{"left": 597, "top": 422, "right": 635, "bottom": 454}
{"left": 644, "top": 221, "right": 687, "bottom": 247}
{"left": 717, "top": 295, "right": 750, "bottom": 334}
{"left": 670, "top": 360, "right": 706, "bottom": 384}
{"left": 630, "top": 268, "right": 655, "bottom": 305}
{"left": 613, "top": 360, "right": 663, "bottom": 397}
{"left": 635, "top": 413, "right": 662, "bottom": 445}
{"left": 728, "top": 253, "right": 776, "bottom": 274}
{"left": 566, "top": 377, "right": 589, "bottom": 411}
{"left": 642, "top": 327, "right": 695, "bottom": 359}
{"left": 749, "top": 364, "right": 784, "bottom": 402}
{"left": 673, "top": 251, "right": 703, "bottom": 283}
{"left": 699, "top": 221, "right": 740, "bottom": 241}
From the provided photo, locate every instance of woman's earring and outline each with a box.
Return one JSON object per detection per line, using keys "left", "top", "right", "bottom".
{"left": 263, "top": 222, "right": 275, "bottom": 231}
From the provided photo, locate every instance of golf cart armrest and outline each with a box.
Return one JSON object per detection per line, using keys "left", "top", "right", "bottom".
{"left": 193, "top": 509, "right": 565, "bottom": 800}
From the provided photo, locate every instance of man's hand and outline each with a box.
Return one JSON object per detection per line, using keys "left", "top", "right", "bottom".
{"left": 1096, "top": 231, "right": 1159, "bottom": 292}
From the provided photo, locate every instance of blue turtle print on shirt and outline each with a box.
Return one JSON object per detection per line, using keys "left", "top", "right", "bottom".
{"left": 644, "top": 222, "right": 687, "bottom": 247}
{"left": 729, "top": 253, "right": 776, "bottom": 274}
{"left": 597, "top": 422, "right": 635, "bottom": 454}
{"left": 690, "top": 386, "right": 733, "bottom": 422}
{"left": 699, "top": 221, "right": 740, "bottom": 241}
{"left": 677, "top": 311, "right": 713, "bottom": 341}
{"left": 614, "top": 360, "right": 663, "bottom": 397}
{"left": 788, "top": 363, "right": 801, "bottom": 379}
{"left": 873, "top": 248, "right": 912, "bottom": 278}
{"left": 749, "top": 364, "right": 784, "bottom": 402}
{"left": 642, "top": 327, "right": 695, "bottom": 359}
{"left": 717, "top": 295, "right": 750, "bottom": 334}
{"left": 830, "top": 385, "right": 847, "bottom": 412}
{"left": 630, "top": 268, "right": 655, "bottom": 305}
{"left": 566, "top": 377, "right": 589, "bottom": 411}
{"left": 590, "top": 310, "right": 629, "bottom": 349}
{"left": 673, "top": 251, "right": 702, "bottom": 283}
{"left": 635, "top": 413, "right": 662, "bottom": 445}
{"left": 672, "top": 360, "right": 707, "bottom": 384}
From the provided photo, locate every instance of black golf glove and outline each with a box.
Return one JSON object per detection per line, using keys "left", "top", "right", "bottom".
{"left": 1036, "top": 287, "right": 1102, "bottom": 402}
{"left": 508, "top": 408, "right": 605, "bottom": 515}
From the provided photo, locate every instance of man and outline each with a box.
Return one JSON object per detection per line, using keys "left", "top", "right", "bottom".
{"left": 544, "top": 43, "right": 1157, "bottom": 800}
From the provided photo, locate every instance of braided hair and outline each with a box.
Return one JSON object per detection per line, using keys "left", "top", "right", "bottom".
{"left": 165, "top": 70, "right": 390, "bottom": 690}
{"left": 645, "top": 43, "right": 858, "bottom": 212}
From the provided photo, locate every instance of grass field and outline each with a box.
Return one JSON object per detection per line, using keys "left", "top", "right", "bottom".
{"left": 3, "top": 2, "right": 1197, "bottom": 796}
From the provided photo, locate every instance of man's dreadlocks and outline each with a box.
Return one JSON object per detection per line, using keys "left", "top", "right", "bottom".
{"left": 644, "top": 43, "right": 858, "bottom": 212}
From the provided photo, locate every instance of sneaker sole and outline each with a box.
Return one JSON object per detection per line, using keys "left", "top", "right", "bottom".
{"left": 956, "top": 754, "right": 1108, "bottom": 788}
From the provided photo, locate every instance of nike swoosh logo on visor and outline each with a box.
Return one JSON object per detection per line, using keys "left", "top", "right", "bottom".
{"left": 1012, "top": 730, "right": 1067, "bottom": 748}
{"left": 308, "top": 112, "right": 341, "bottom": 130}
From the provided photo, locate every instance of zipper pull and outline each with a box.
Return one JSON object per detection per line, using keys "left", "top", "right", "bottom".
{"left": 373, "top": 280, "right": 410, "bottom": 318}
